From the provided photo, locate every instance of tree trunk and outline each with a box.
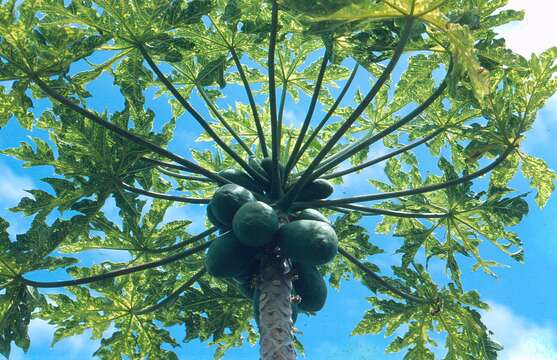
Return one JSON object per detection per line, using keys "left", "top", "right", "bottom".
{"left": 258, "top": 254, "right": 296, "bottom": 360}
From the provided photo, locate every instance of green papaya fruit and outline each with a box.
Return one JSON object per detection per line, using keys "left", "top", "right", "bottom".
{"left": 253, "top": 288, "right": 298, "bottom": 328}
{"left": 296, "top": 178, "right": 334, "bottom": 201}
{"left": 293, "top": 262, "right": 327, "bottom": 312}
{"left": 292, "top": 208, "right": 329, "bottom": 224}
{"left": 277, "top": 220, "right": 338, "bottom": 265}
{"left": 211, "top": 184, "right": 255, "bottom": 226}
{"left": 218, "top": 168, "right": 264, "bottom": 194}
{"left": 248, "top": 155, "right": 272, "bottom": 193}
{"left": 207, "top": 202, "right": 230, "bottom": 230}
{"left": 248, "top": 156, "right": 270, "bottom": 182}
{"left": 232, "top": 261, "right": 259, "bottom": 299}
{"left": 233, "top": 201, "right": 279, "bottom": 247}
{"left": 260, "top": 157, "right": 285, "bottom": 181}
{"left": 205, "top": 232, "right": 257, "bottom": 278}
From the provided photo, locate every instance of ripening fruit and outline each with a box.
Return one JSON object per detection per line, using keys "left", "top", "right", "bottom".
{"left": 207, "top": 202, "right": 230, "bottom": 230}
{"left": 277, "top": 219, "right": 338, "bottom": 265}
{"left": 233, "top": 201, "right": 279, "bottom": 247}
{"left": 205, "top": 231, "right": 257, "bottom": 278}
{"left": 210, "top": 184, "right": 255, "bottom": 226}
{"left": 292, "top": 208, "right": 330, "bottom": 224}
{"left": 292, "top": 262, "right": 327, "bottom": 312}
{"left": 260, "top": 157, "right": 285, "bottom": 181}
{"left": 295, "top": 178, "right": 334, "bottom": 201}
{"left": 218, "top": 168, "right": 264, "bottom": 194}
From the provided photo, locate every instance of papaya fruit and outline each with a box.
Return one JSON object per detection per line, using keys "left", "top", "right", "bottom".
{"left": 253, "top": 288, "right": 298, "bottom": 328}
{"left": 210, "top": 184, "right": 255, "bottom": 226}
{"left": 205, "top": 232, "right": 257, "bottom": 278}
{"left": 233, "top": 201, "right": 279, "bottom": 247}
{"left": 296, "top": 178, "right": 334, "bottom": 201}
{"left": 277, "top": 220, "right": 338, "bottom": 265}
{"left": 207, "top": 202, "right": 229, "bottom": 230}
{"left": 292, "top": 208, "right": 329, "bottom": 224}
{"left": 260, "top": 157, "right": 285, "bottom": 181}
{"left": 248, "top": 156, "right": 270, "bottom": 182}
{"left": 293, "top": 262, "right": 327, "bottom": 312}
{"left": 218, "top": 168, "right": 264, "bottom": 194}
{"left": 232, "top": 260, "right": 259, "bottom": 299}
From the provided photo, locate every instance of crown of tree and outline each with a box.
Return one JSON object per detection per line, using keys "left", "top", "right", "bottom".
{"left": 0, "top": 0, "right": 556, "bottom": 359}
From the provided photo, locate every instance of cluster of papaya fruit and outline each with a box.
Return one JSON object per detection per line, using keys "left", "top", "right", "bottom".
{"left": 204, "top": 157, "right": 338, "bottom": 323}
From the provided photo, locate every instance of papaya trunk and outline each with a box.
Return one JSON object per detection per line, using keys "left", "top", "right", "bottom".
{"left": 258, "top": 255, "right": 296, "bottom": 360}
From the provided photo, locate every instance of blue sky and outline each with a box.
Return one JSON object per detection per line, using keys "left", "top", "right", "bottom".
{"left": 1, "top": 1, "right": 557, "bottom": 359}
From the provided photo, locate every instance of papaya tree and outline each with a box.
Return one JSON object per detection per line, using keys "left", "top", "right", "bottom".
{"left": 0, "top": 0, "right": 556, "bottom": 359}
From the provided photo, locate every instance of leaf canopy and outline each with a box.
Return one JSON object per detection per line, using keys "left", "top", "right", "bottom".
{"left": 0, "top": 0, "right": 556, "bottom": 359}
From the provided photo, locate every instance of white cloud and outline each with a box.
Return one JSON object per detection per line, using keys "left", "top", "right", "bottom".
{"left": 497, "top": 0, "right": 557, "bottom": 57}
{"left": 0, "top": 162, "right": 34, "bottom": 204}
{"left": 283, "top": 110, "right": 298, "bottom": 127}
{"left": 496, "top": 1, "right": 557, "bottom": 148}
{"left": 482, "top": 301, "right": 557, "bottom": 360}
{"left": 9, "top": 319, "right": 99, "bottom": 360}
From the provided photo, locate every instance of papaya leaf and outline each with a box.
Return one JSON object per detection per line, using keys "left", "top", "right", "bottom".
{"left": 520, "top": 153, "right": 556, "bottom": 208}
{"left": 0, "top": 0, "right": 555, "bottom": 358}
{"left": 353, "top": 266, "right": 501, "bottom": 360}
